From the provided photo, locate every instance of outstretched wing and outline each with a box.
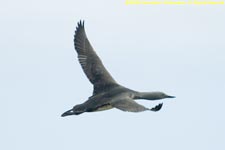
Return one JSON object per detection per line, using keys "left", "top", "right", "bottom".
{"left": 111, "top": 99, "right": 163, "bottom": 112}
{"left": 74, "top": 21, "right": 118, "bottom": 95}
{"left": 111, "top": 99, "right": 148, "bottom": 112}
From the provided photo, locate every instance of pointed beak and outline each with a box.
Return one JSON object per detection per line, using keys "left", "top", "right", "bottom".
{"left": 61, "top": 109, "right": 74, "bottom": 117}
{"left": 167, "top": 95, "right": 176, "bottom": 98}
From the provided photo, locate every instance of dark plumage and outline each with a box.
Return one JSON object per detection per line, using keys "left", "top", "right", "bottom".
{"left": 61, "top": 20, "right": 175, "bottom": 117}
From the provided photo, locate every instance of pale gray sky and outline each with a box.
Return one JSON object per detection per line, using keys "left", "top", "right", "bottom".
{"left": 1, "top": 1, "right": 225, "bottom": 150}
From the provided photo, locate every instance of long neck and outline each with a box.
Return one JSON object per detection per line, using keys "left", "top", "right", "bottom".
{"left": 135, "top": 92, "right": 161, "bottom": 100}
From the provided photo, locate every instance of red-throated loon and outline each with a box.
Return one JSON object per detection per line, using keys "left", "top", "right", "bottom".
{"left": 61, "top": 20, "right": 175, "bottom": 117}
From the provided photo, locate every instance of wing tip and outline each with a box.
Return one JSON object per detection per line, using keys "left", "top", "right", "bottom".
{"left": 74, "top": 20, "right": 85, "bottom": 44}
{"left": 77, "top": 20, "right": 85, "bottom": 28}
{"left": 74, "top": 19, "right": 85, "bottom": 36}
{"left": 150, "top": 103, "right": 163, "bottom": 112}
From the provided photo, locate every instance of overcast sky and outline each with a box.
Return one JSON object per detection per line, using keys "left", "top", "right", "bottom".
{"left": 1, "top": 1, "right": 225, "bottom": 150}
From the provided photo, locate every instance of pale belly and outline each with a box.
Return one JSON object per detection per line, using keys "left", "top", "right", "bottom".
{"left": 93, "top": 104, "right": 113, "bottom": 112}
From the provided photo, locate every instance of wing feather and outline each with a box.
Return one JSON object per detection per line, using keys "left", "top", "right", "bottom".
{"left": 74, "top": 20, "right": 118, "bottom": 95}
{"left": 111, "top": 99, "right": 149, "bottom": 112}
{"left": 111, "top": 99, "right": 163, "bottom": 112}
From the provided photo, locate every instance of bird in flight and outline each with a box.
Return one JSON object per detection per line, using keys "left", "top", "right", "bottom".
{"left": 61, "top": 20, "right": 175, "bottom": 117}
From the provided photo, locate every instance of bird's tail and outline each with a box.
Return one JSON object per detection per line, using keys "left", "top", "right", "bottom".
{"left": 61, "top": 108, "right": 84, "bottom": 117}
